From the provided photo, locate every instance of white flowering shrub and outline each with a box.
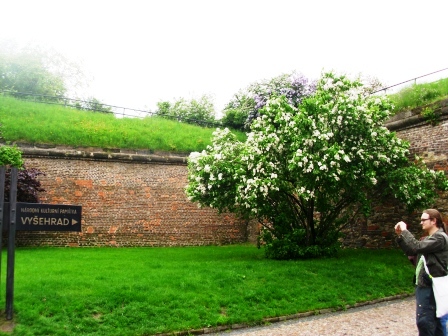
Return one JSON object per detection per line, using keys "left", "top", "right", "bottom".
{"left": 186, "top": 72, "right": 448, "bottom": 259}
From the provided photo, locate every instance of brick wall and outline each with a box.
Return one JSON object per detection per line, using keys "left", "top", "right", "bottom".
{"left": 14, "top": 148, "right": 249, "bottom": 247}
{"left": 9, "top": 98, "right": 448, "bottom": 248}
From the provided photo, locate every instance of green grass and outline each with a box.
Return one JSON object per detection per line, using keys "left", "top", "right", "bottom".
{"left": 0, "top": 95, "right": 246, "bottom": 153}
{"left": 388, "top": 77, "right": 448, "bottom": 113}
{"left": 0, "top": 245, "right": 414, "bottom": 336}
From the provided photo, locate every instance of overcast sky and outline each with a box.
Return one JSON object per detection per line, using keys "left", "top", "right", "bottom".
{"left": 1, "top": 0, "right": 447, "bottom": 115}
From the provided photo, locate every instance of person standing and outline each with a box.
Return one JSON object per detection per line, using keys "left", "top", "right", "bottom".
{"left": 395, "top": 209, "right": 448, "bottom": 336}
{"left": 441, "top": 221, "right": 448, "bottom": 336}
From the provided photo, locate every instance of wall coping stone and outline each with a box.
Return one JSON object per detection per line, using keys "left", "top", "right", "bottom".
{"left": 385, "top": 98, "right": 448, "bottom": 131}
{"left": 3, "top": 142, "right": 190, "bottom": 165}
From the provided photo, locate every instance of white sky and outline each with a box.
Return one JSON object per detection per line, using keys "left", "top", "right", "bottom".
{"left": 1, "top": 0, "right": 447, "bottom": 115}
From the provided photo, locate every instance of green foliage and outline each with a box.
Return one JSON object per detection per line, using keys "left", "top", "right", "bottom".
{"left": 388, "top": 77, "right": 448, "bottom": 113}
{"left": 0, "top": 144, "right": 23, "bottom": 167}
{"left": 219, "top": 107, "right": 247, "bottom": 131}
{"left": 382, "top": 158, "right": 448, "bottom": 210}
{"left": 186, "top": 72, "right": 448, "bottom": 260}
{"left": 0, "top": 47, "right": 67, "bottom": 97}
{"left": 420, "top": 106, "right": 440, "bottom": 125}
{"left": 155, "top": 94, "right": 217, "bottom": 126}
{"left": 5, "top": 246, "right": 414, "bottom": 335}
{"left": 0, "top": 95, "right": 246, "bottom": 153}
{"left": 259, "top": 228, "right": 341, "bottom": 259}
{"left": 221, "top": 92, "right": 255, "bottom": 130}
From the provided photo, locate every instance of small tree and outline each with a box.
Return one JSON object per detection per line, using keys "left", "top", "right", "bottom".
{"left": 4, "top": 167, "right": 45, "bottom": 203}
{"left": 186, "top": 72, "right": 448, "bottom": 259}
{"left": 0, "top": 145, "right": 45, "bottom": 203}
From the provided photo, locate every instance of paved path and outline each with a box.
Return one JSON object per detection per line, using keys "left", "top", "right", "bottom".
{"left": 208, "top": 296, "right": 417, "bottom": 336}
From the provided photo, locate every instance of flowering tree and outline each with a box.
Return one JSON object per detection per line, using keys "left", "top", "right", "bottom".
{"left": 221, "top": 71, "right": 315, "bottom": 130}
{"left": 186, "top": 72, "right": 448, "bottom": 259}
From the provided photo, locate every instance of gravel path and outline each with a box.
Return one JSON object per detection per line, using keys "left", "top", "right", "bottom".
{"left": 207, "top": 296, "right": 417, "bottom": 336}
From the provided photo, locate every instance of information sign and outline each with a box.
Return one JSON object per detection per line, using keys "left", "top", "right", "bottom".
{"left": 3, "top": 202, "right": 82, "bottom": 232}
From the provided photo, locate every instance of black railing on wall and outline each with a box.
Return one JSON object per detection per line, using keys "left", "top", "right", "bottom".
{"left": 374, "top": 68, "right": 448, "bottom": 94}
{"left": 0, "top": 89, "right": 222, "bottom": 128}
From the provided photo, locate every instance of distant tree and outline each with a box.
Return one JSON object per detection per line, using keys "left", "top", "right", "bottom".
{"left": 0, "top": 46, "right": 66, "bottom": 97}
{"left": 0, "top": 42, "right": 99, "bottom": 105}
{"left": 155, "top": 95, "right": 217, "bottom": 126}
{"left": 220, "top": 93, "right": 254, "bottom": 131}
{"left": 219, "top": 108, "right": 247, "bottom": 131}
{"left": 74, "top": 97, "right": 113, "bottom": 113}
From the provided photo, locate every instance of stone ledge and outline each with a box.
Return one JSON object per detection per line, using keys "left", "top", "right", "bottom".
{"left": 7, "top": 143, "right": 190, "bottom": 165}
{"left": 385, "top": 98, "right": 448, "bottom": 131}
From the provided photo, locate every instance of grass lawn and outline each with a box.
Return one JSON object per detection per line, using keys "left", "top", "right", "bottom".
{"left": 0, "top": 245, "right": 414, "bottom": 336}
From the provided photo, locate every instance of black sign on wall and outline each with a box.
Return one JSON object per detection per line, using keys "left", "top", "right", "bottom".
{"left": 3, "top": 203, "right": 82, "bottom": 232}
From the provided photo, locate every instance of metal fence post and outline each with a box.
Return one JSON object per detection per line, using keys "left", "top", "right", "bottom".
{"left": 6, "top": 167, "right": 17, "bottom": 320}
{"left": 0, "top": 166, "right": 5, "bottom": 288}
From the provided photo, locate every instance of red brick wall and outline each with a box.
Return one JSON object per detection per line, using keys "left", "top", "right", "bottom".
{"left": 15, "top": 150, "right": 249, "bottom": 247}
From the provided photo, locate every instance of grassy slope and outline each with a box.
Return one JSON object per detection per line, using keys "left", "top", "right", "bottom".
{"left": 0, "top": 95, "right": 246, "bottom": 153}
{"left": 389, "top": 77, "right": 448, "bottom": 113}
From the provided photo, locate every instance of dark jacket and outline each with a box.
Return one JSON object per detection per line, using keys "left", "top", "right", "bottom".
{"left": 397, "top": 228, "right": 448, "bottom": 287}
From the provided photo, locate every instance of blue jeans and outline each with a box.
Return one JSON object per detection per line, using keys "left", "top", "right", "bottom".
{"left": 440, "top": 314, "right": 448, "bottom": 336}
{"left": 416, "top": 286, "right": 444, "bottom": 336}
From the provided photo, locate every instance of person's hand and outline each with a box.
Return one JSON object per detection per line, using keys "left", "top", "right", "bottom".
{"left": 394, "top": 221, "right": 407, "bottom": 235}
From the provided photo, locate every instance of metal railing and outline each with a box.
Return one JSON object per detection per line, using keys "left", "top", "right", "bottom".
{"left": 0, "top": 89, "right": 222, "bottom": 128}
{"left": 374, "top": 68, "right": 448, "bottom": 95}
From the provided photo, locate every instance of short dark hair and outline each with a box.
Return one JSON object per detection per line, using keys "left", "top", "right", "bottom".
{"left": 423, "top": 209, "right": 446, "bottom": 232}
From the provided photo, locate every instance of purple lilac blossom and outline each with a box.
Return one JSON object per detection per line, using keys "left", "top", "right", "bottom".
{"left": 247, "top": 73, "right": 315, "bottom": 126}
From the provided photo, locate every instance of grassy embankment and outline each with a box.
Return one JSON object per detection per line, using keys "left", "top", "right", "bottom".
{"left": 0, "top": 95, "right": 246, "bottom": 153}
{"left": 388, "top": 76, "right": 448, "bottom": 113}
